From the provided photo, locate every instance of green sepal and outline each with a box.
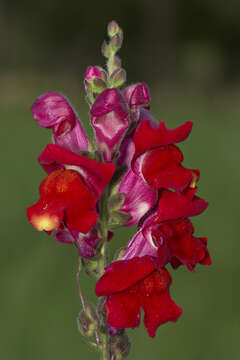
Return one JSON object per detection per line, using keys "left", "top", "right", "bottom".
{"left": 108, "top": 165, "right": 128, "bottom": 195}
{"left": 108, "top": 193, "right": 125, "bottom": 212}
{"left": 108, "top": 210, "right": 132, "bottom": 229}
{"left": 85, "top": 78, "right": 107, "bottom": 94}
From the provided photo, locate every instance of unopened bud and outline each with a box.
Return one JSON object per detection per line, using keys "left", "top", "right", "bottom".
{"left": 108, "top": 210, "right": 132, "bottom": 229}
{"left": 101, "top": 40, "right": 111, "bottom": 58}
{"left": 110, "top": 34, "right": 123, "bottom": 52}
{"left": 109, "top": 68, "right": 126, "bottom": 88}
{"left": 110, "top": 333, "right": 131, "bottom": 359}
{"left": 85, "top": 66, "right": 107, "bottom": 94}
{"left": 85, "top": 66, "right": 107, "bottom": 83}
{"left": 85, "top": 302, "right": 99, "bottom": 323}
{"left": 108, "top": 193, "right": 125, "bottom": 212}
{"left": 77, "top": 303, "right": 99, "bottom": 337}
{"left": 113, "top": 55, "right": 122, "bottom": 69}
{"left": 108, "top": 21, "right": 121, "bottom": 38}
{"left": 82, "top": 257, "right": 102, "bottom": 278}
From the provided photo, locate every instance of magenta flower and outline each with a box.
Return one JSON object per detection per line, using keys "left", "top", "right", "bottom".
{"left": 90, "top": 88, "right": 129, "bottom": 161}
{"left": 31, "top": 92, "right": 88, "bottom": 153}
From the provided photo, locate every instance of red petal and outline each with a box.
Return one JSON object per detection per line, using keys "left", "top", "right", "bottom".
{"left": 142, "top": 146, "right": 193, "bottom": 191}
{"left": 38, "top": 144, "right": 115, "bottom": 198}
{"left": 170, "top": 232, "right": 206, "bottom": 272}
{"left": 27, "top": 196, "right": 65, "bottom": 232}
{"left": 95, "top": 256, "right": 156, "bottom": 296}
{"left": 157, "top": 188, "right": 208, "bottom": 221}
{"left": 142, "top": 290, "right": 182, "bottom": 338}
{"left": 106, "top": 290, "right": 141, "bottom": 328}
{"left": 133, "top": 120, "right": 193, "bottom": 161}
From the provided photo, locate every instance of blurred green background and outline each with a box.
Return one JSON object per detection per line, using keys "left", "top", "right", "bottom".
{"left": 0, "top": 1, "right": 239, "bottom": 359}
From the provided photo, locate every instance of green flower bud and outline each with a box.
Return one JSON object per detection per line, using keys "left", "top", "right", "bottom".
{"left": 101, "top": 40, "right": 111, "bottom": 58}
{"left": 110, "top": 34, "right": 123, "bottom": 52}
{"left": 82, "top": 257, "right": 102, "bottom": 278}
{"left": 77, "top": 304, "right": 99, "bottom": 338}
{"left": 109, "top": 68, "right": 126, "bottom": 88}
{"left": 110, "top": 333, "right": 131, "bottom": 359}
{"left": 108, "top": 210, "right": 132, "bottom": 229}
{"left": 108, "top": 193, "right": 125, "bottom": 212}
{"left": 108, "top": 21, "right": 121, "bottom": 38}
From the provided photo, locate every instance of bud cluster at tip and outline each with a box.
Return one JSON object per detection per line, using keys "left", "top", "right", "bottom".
{"left": 85, "top": 21, "right": 126, "bottom": 106}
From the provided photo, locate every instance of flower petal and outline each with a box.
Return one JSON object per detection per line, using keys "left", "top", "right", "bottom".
{"left": 118, "top": 169, "right": 157, "bottom": 226}
{"left": 143, "top": 290, "right": 182, "bottom": 338}
{"left": 38, "top": 144, "right": 115, "bottom": 198}
{"left": 133, "top": 120, "right": 193, "bottom": 162}
{"left": 106, "top": 291, "right": 141, "bottom": 328}
{"left": 95, "top": 256, "right": 156, "bottom": 296}
{"left": 157, "top": 188, "right": 208, "bottom": 221}
{"left": 141, "top": 146, "right": 194, "bottom": 191}
{"left": 124, "top": 83, "right": 150, "bottom": 108}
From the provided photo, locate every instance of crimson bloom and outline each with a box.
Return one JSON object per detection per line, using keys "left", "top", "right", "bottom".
{"left": 96, "top": 256, "right": 182, "bottom": 338}
{"left": 27, "top": 144, "right": 115, "bottom": 234}
{"left": 123, "top": 188, "right": 211, "bottom": 271}
{"left": 132, "top": 120, "right": 198, "bottom": 192}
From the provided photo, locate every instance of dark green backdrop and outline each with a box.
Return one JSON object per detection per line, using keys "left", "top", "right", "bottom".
{"left": 0, "top": 2, "right": 239, "bottom": 359}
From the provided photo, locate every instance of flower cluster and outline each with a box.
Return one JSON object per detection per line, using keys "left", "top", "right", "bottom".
{"left": 27, "top": 21, "right": 211, "bottom": 358}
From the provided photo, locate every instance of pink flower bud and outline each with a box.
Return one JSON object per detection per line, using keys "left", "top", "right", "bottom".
{"left": 85, "top": 66, "right": 107, "bottom": 83}
{"left": 124, "top": 83, "right": 150, "bottom": 108}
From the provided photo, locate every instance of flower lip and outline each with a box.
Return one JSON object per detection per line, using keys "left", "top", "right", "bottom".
{"left": 90, "top": 88, "right": 128, "bottom": 118}
{"left": 38, "top": 143, "right": 115, "bottom": 199}
{"left": 31, "top": 91, "right": 76, "bottom": 129}
{"left": 133, "top": 120, "right": 193, "bottom": 163}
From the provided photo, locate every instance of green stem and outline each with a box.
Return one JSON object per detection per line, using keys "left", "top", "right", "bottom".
{"left": 99, "top": 189, "right": 110, "bottom": 360}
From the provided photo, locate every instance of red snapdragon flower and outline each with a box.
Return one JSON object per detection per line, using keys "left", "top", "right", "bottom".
{"left": 95, "top": 256, "right": 182, "bottom": 338}
{"left": 123, "top": 188, "right": 211, "bottom": 271}
{"left": 27, "top": 144, "right": 115, "bottom": 234}
{"left": 132, "top": 120, "right": 198, "bottom": 192}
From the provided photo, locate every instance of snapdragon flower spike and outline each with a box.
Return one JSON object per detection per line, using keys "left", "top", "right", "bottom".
{"left": 27, "top": 144, "right": 115, "bottom": 234}
{"left": 31, "top": 92, "right": 88, "bottom": 153}
{"left": 123, "top": 188, "right": 211, "bottom": 271}
{"left": 118, "top": 169, "right": 157, "bottom": 226}
{"left": 90, "top": 88, "right": 129, "bottom": 161}
{"left": 95, "top": 256, "right": 182, "bottom": 338}
{"left": 132, "top": 120, "right": 197, "bottom": 192}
